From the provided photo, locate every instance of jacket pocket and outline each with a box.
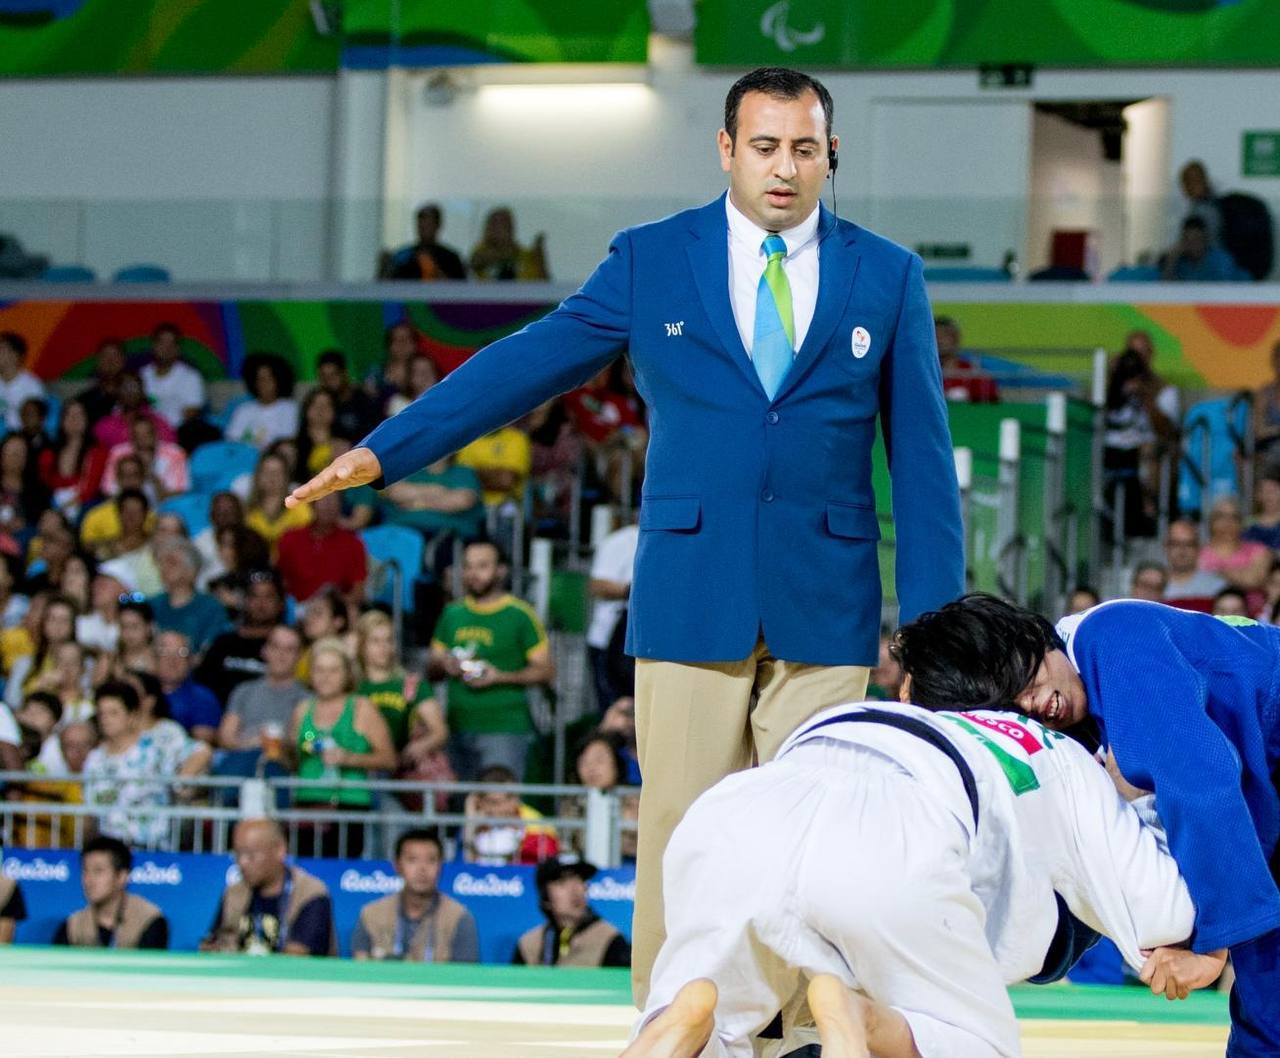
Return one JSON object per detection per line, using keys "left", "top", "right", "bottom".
{"left": 825, "top": 502, "right": 881, "bottom": 540}
{"left": 640, "top": 496, "right": 702, "bottom": 532}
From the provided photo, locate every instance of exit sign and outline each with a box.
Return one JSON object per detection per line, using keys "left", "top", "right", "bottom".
{"left": 1243, "top": 131, "right": 1280, "bottom": 177}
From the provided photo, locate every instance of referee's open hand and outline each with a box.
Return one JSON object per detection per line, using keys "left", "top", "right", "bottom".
{"left": 286, "top": 447, "right": 382, "bottom": 508}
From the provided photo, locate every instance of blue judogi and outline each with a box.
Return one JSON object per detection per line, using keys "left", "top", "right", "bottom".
{"left": 361, "top": 195, "right": 964, "bottom": 666}
{"left": 1059, "top": 601, "right": 1280, "bottom": 1057}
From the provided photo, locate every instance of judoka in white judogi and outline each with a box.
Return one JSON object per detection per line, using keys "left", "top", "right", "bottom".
{"left": 637, "top": 701, "right": 1195, "bottom": 1058}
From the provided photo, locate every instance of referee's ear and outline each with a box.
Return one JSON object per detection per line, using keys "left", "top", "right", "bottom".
{"left": 898, "top": 674, "right": 913, "bottom": 704}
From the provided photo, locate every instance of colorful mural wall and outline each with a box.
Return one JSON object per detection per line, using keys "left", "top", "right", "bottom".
{"left": 0, "top": 295, "right": 1277, "bottom": 392}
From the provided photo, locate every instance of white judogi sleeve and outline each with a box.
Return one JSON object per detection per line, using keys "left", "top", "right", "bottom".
{"left": 1047, "top": 743, "right": 1195, "bottom": 971}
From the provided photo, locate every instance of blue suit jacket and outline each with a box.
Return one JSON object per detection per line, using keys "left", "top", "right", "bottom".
{"left": 363, "top": 195, "right": 964, "bottom": 665}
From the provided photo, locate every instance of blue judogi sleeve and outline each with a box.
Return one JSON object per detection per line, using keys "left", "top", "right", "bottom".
{"left": 363, "top": 233, "right": 632, "bottom": 486}
{"left": 1070, "top": 606, "right": 1280, "bottom": 953}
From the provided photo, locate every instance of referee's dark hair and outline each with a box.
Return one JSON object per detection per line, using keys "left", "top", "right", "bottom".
{"left": 724, "top": 67, "right": 834, "bottom": 147}
{"left": 891, "top": 593, "right": 1063, "bottom": 711}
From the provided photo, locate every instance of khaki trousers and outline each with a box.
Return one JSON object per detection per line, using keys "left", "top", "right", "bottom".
{"left": 631, "top": 638, "right": 869, "bottom": 1006}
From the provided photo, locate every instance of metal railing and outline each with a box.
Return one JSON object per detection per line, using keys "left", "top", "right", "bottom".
{"left": 0, "top": 772, "right": 639, "bottom": 867}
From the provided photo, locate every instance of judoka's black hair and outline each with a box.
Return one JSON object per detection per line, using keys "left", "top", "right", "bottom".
{"left": 890, "top": 593, "right": 1064, "bottom": 712}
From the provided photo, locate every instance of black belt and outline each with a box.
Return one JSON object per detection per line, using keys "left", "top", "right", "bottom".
{"left": 793, "top": 708, "right": 981, "bottom": 829}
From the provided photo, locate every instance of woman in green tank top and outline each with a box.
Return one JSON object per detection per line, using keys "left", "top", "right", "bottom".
{"left": 289, "top": 638, "right": 398, "bottom": 818}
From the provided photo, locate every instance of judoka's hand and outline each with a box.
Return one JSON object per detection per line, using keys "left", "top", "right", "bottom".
{"left": 1139, "top": 946, "right": 1228, "bottom": 1000}
{"left": 286, "top": 447, "right": 381, "bottom": 508}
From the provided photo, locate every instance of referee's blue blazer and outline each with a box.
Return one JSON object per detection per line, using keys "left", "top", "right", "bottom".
{"left": 363, "top": 194, "right": 964, "bottom": 665}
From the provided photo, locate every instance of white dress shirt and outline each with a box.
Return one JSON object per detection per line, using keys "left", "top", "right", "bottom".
{"left": 725, "top": 194, "right": 821, "bottom": 359}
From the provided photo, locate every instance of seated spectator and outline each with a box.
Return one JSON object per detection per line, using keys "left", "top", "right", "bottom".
{"left": 148, "top": 538, "right": 228, "bottom": 655}
{"left": 193, "top": 492, "right": 244, "bottom": 589}
{"left": 1121, "top": 330, "right": 1180, "bottom": 434}
{"left": 522, "top": 400, "right": 584, "bottom": 533}
{"left": 1066, "top": 586, "right": 1100, "bottom": 614}
{"left": 316, "top": 349, "right": 381, "bottom": 442}
{"left": 53, "top": 835, "right": 168, "bottom": 949}
{"left": 196, "top": 569, "right": 286, "bottom": 705}
{"left": 0, "top": 589, "right": 42, "bottom": 683}
{"left": 245, "top": 451, "right": 311, "bottom": 558}
{"left": 295, "top": 388, "right": 344, "bottom": 480}
{"left": 16, "top": 690, "right": 62, "bottom": 768}
{"left": 513, "top": 856, "right": 630, "bottom": 968}
{"left": 385, "top": 353, "right": 439, "bottom": 417}
{"left": 1178, "top": 160, "right": 1225, "bottom": 244}
{"left": 226, "top": 353, "right": 300, "bottom": 449}
{"left": 276, "top": 493, "right": 367, "bottom": 606}
{"left": 388, "top": 204, "right": 467, "bottom": 281}
{"left": 429, "top": 541, "right": 554, "bottom": 781}
{"left": 23, "top": 520, "right": 78, "bottom": 598}
{"left": 564, "top": 364, "right": 648, "bottom": 502}
{"left": 587, "top": 517, "right": 638, "bottom": 710}
{"left": 5, "top": 592, "right": 78, "bottom": 709}
{"left": 1164, "top": 518, "right": 1227, "bottom": 602}
{"left": 0, "top": 869, "right": 27, "bottom": 944}
{"left": 351, "top": 828, "right": 479, "bottom": 963}
{"left": 351, "top": 453, "right": 483, "bottom": 540}
{"left": 102, "top": 415, "right": 189, "bottom": 501}
{"left": 110, "top": 599, "right": 156, "bottom": 675}
{"left": 1255, "top": 342, "right": 1280, "bottom": 470}
{"left": 141, "top": 322, "right": 206, "bottom": 436}
{"left": 1162, "top": 216, "right": 1250, "bottom": 282}
{"left": 288, "top": 638, "right": 396, "bottom": 857}
{"left": 0, "top": 331, "right": 46, "bottom": 433}
{"left": 597, "top": 696, "right": 641, "bottom": 786}
{"left": 1213, "top": 586, "right": 1251, "bottom": 618}
{"left": 80, "top": 457, "right": 153, "bottom": 560}
{"left": 560, "top": 731, "right": 638, "bottom": 861}
{"left": 128, "top": 668, "right": 210, "bottom": 769}
{"left": 77, "top": 573, "right": 123, "bottom": 654}
{"left": 456, "top": 425, "right": 532, "bottom": 509}
{"left": 31, "top": 641, "right": 94, "bottom": 726}
{"left": 82, "top": 680, "right": 211, "bottom": 849}
{"left": 14, "top": 719, "right": 95, "bottom": 848}
{"left": 1130, "top": 561, "right": 1169, "bottom": 602}
{"left": 16, "top": 399, "right": 50, "bottom": 462}
{"left": 1245, "top": 472, "right": 1280, "bottom": 551}
{"left": 93, "top": 371, "right": 176, "bottom": 450}
{"left": 355, "top": 609, "right": 449, "bottom": 777}
{"left": 470, "top": 207, "right": 548, "bottom": 281}
{"left": 298, "top": 589, "right": 351, "bottom": 681}
{"left": 218, "top": 624, "right": 308, "bottom": 751}
{"left": 77, "top": 337, "right": 127, "bottom": 427}
{"left": 0, "top": 432, "right": 51, "bottom": 548}
{"left": 97, "top": 490, "right": 161, "bottom": 594}
{"left": 464, "top": 764, "right": 559, "bottom": 865}
{"left": 935, "top": 316, "right": 998, "bottom": 403}
{"left": 155, "top": 630, "right": 221, "bottom": 744}
{"left": 202, "top": 818, "right": 336, "bottom": 956}
{"left": 366, "top": 321, "right": 418, "bottom": 410}
{"left": 866, "top": 634, "right": 904, "bottom": 701}
{"left": 1200, "top": 497, "right": 1271, "bottom": 611}
{"left": 208, "top": 526, "right": 271, "bottom": 617}
{"left": 0, "top": 694, "right": 21, "bottom": 776}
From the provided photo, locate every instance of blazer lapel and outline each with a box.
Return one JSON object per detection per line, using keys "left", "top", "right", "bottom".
{"left": 775, "top": 205, "right": 861, "bottom": 403}
{"left": 685, "top": 195, "right": 769, "bottom": 398}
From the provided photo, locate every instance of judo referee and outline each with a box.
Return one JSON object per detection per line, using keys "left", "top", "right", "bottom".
{"left": 623, "top": 699, "right": 1216, "bottom": 1058}
{"left": 895, "top": 595, "right": 1280, "bottom": 1058}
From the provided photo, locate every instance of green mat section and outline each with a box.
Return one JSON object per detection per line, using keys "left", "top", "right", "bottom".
{"left": 0, "top": 947, "right": 1230, "bottom": 1024}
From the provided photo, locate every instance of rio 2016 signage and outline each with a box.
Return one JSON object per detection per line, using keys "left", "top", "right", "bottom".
{"left": 698, "top": 0, "right": 1278, "bottom": 68}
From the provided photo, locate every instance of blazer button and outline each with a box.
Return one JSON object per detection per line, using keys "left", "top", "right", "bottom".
{"left": 766, "top": 411, "right": 779, "bottom": 424}
{"left": 761, "top": 489, "right": 775, "bottom": 503}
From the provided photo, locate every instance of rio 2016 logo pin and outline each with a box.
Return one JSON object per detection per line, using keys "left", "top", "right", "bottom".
{"left": 851, "top": 326, "right": 871, "bottom": 359}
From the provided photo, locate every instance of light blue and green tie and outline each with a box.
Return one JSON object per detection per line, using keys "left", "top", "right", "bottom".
{"left": 753, "top": 234, "right": 794, "bottom": 400}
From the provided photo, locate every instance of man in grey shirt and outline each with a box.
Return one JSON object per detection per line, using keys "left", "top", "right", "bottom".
{"left": 217, "top": 625, "right": 308, "bottom": 751}
{"left": 1162, "top": 519, "right": 1227, "bottom": 601}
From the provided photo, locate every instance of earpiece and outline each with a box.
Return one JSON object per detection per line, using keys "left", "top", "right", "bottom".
{"left": 829, "top": 139, "right": 839, "bottom": 174}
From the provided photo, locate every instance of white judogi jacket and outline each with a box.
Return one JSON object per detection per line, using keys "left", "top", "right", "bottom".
{"left": 775, "top": 702, "right": 1195, "bottom": 983}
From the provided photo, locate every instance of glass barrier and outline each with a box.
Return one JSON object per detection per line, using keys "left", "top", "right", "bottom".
{"left": 3, "top": 193, "right": 1275, "bottom": 286}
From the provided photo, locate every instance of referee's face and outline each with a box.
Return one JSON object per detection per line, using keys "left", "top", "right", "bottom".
{"left": 719, "top": 89, "right": 834, "bottom": 234}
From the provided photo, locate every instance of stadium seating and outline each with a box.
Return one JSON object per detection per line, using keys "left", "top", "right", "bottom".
{"left": 157, "top": 491, "right": 213, "bottom": 535}
{"left": 361, "top": 524, "right": 424, "bottom": 613}
{"left": 112, "top": 264, "right": 172, "bottom": 283}
{"left": 39, "top": 264, "right": 96, "bottom": 282}
{"left": 189, "top": 440, "right": 258, "bottom": 493}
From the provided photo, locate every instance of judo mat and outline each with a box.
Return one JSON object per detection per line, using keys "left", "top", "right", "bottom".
{"left": 1, "top": 946, "right": 1230, "bottom": 1057}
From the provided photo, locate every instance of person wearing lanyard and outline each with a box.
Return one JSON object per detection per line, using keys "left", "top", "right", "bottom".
{"left": 514, "top": 857, "right": 630, "bottom": 969}
{"left": 351, "top": 829, "right": 479, "bottom": 963}
{"left": 202, "top": 819, "right": 337, "bottom": 956}
{"left": 53, "top": 835, "right": 168, "bottom": 949}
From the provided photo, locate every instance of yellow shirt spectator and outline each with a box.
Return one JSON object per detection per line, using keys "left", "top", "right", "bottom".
{"left": 245, "top": 503, "right": 312, "bottom": 558}
{"left": 80, "top": 501, "right": 156, "bottom": 557}
{"left": 456, "top": 426, "right": 532, "bottom": 507}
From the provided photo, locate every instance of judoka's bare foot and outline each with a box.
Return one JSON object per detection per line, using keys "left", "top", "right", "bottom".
{"left": 621, "top": 978, "right": 718, "bottom": 1058}
{"left": 807, "top": 974, "right": 871, "bottom": 1058}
